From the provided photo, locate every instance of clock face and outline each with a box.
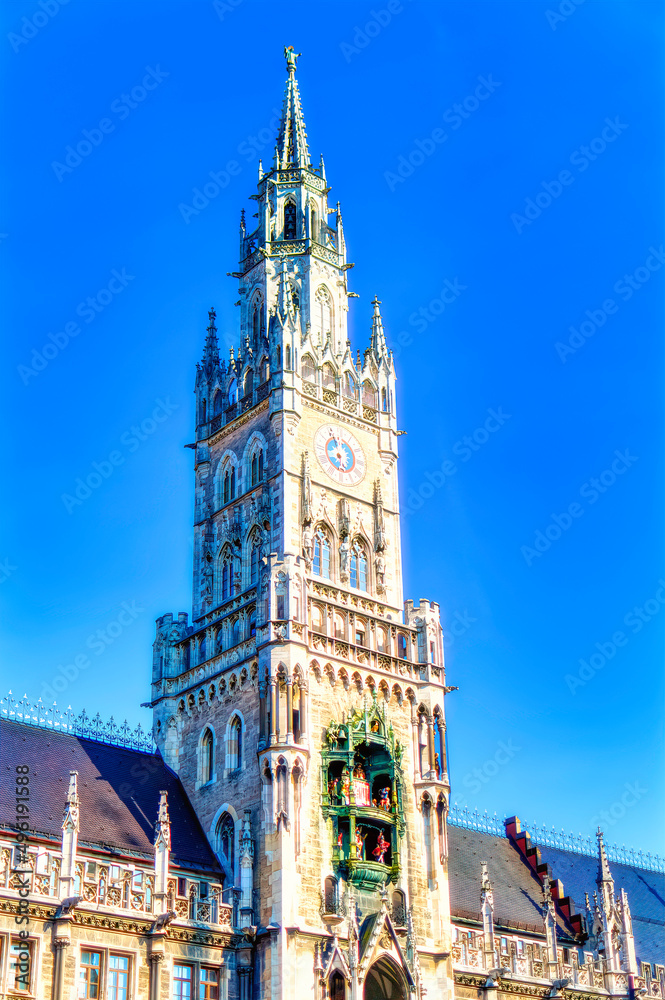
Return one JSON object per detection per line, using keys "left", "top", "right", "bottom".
{"left": 314, "top": 424, "right": 366, "bottom": 486}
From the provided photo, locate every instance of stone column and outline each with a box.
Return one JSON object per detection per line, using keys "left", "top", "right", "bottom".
{"left": 52, "top": 938, "right": 69, "bottom": 1000}
{"left": 285, "top": 678, "right": 293, "bottom": 742}
{"left": 427, "top": 718, "right": 436, "bottom": 778}
{"left": 411, "top": 710, "right": 421, "bottom": 782}
{"left": 259, "top": 682, "right": 267, "bottom": 747}
{"left": 299, "top": 683, "right": 307, "bottom": 742}
{"left": 269, "top": 678, "right": 277, "bottom": 745}
{"left": 148, "top": 953, "right": 164, "bottom": 1000}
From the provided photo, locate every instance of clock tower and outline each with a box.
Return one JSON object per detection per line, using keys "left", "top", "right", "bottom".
{"left": 151, "top": 48, "right": 453, "bottom": 1000}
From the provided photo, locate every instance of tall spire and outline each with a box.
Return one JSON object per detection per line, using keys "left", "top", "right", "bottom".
{"left": 275, "top": 47, "right": 310, "bottom": 169}
{"left": 202, "top": 306, "right": 220, "bottom": 372}
{"left": 596, "top": 828, "right": 614, "bottom": 898}
{"left": 370, "top": 295, "right": 389, "bottom": 362}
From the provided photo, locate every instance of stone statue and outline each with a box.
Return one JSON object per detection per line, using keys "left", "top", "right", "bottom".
{"left": 284, "top": 46, "right": 301, "bottom": 73}
{"left": 375, "top": 553, "right": 386, "bottom": 592}
{"left": 302, "top": 524, "right": 313, "bottom": 569}
{"left": 339, "top": 536, "right": 350, "bottom": 580}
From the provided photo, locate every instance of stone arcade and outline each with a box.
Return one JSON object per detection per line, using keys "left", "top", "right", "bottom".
{"left": 0, "top": 48, "right": 663, "bottom": 1000}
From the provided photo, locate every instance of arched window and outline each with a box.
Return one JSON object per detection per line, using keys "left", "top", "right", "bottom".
{"left": 232, "top": 619, "right": 241, "bottom": 646}
{"left": 222, "top": 562, "right": 230, "bottom": 601}
{"left": 252, "top": 302, "right": 262, "bottom": 340}
{"left": 397, "top": 633, "right": 408, "bottom": 659}
{"left": 250, "top": 544, "right": 259, "bottom": 585}
{"left": 259, "top": 356, "right": 269, "bottom": 383}
{"left": 228, "top": 379, "right": 237, "bottom": 406}
{"left": 329, "top": 971, "right": 345, "bottom": 1000}
{"left": 244, "top": 369, "right": 253, "bottom": 398}
{"left": 362, "top": 381, "right": 377, "bottom": 407}
{"left": 213, "top": 390, "right": 223, "bottom": 415}
{"left": 376, "top": 627, "right": 387, "bottom": 653}
{"left": 322, "top": 363, "right": 336, "bottom": 388}
{"left": 334, "top": 613, "right": 345, "bottom": 639}
{"left": 311, "top": 604, "right": 324, "bottom": 632}
{"left": 310, "top": 207, "right": 318, "bottom": 241}
{"left": 343, "top": 372, "right": 356, "bottom": 399}
{"left": 284, "top": 200, "right": 297, "bottom": 239}
{"left": 222, "top": 465, "right": 236, "bottom": 505}
{"left": 200, "top": 398, "right": 207, "bottom": 424}
{"left": 201, "top": 728, "right": 214, "bottom": 784}
{"left": 216, "top": 813, "right": 235, "bottom": 885}
{"left": 312, "top": 529, "right": 331, "bottom": 579}
{"left": 324, "top": 876, "right": 338, "bottom": 914}
{"left": 302, "top": 355, "right": 315, "bottom": 381}
{"left": 392, "top": 888, "right": 406, "bottom": 927}
{"left": 229, "top": 715, "right": 243, "bottom": 770}
{"left": 284, "top": 345, "right": 291, "bottom": 370}
{"left": 250, "top": 450, "right": 264, "bottom": 487}
{"left": 315, "top": 286, "right": 333, "bottom": 336}
{"left": 381, "top": 387, "right": 388, "bottom": 412}
{"left": 349, "top": 541, "right": 367, "bottom": 591}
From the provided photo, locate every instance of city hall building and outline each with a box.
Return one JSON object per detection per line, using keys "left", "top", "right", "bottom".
{"left": 0, "top": 48, "right": 663, "bottom": 1000}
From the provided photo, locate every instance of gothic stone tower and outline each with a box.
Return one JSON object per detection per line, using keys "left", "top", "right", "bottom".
{"left": 151, "top": 48, "right": 452, "bottom": 1000}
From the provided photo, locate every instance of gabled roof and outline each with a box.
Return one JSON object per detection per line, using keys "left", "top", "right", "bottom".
{"left": 0, "top": 719, "right": 220, "bottom": 874}
{"left": 447, "top": 825, "right": 665, "bottom": 966}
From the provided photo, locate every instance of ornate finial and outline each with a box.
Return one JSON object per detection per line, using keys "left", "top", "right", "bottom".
{"left": 284, "top": 45, "right": 301, "bottom": 74}
{"left": 155, "top": 790, "right": 171, "bottom": 850}
{"left": 62, "top": 771, "right": 80, "bottom": 832}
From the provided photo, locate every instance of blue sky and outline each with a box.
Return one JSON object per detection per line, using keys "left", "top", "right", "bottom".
{"left": 1, "top": 0, "right": 663, "bottom": 856}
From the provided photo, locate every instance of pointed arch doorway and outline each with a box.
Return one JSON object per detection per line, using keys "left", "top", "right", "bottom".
{"left": 364, "top": 956, "right": 408, "bottom": 999}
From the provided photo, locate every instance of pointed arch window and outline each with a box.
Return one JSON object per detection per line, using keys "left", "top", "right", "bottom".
{"left": 343, "top": 372, "right": 356, "bottom": 399}
{"left": 216, "top": 813, "right": 235, "bottom": 886}
{"left": 250, "top": 449, "right": 264, "bottom": 487}
{"left": 213, "top": 391, "right": 223, "bottom": 415}
{"left": 284, "top": 200, "right": 297, "bottom": 239}
{"left": 232, "top": 618, "right": 241, "bottom": 646}
{"left": 329, "top": 971, "right": 345, "bottom": 1000}
{"left": 312, "top": 529, "right": 331, "bottom": 579}
{"left": 310, "top": 207, "right": 318, "bottom": 242}
{"left": 250, "top": 543, "right": 259, "bottom": 585}
{"left": 322, "top": 363, "right": 336, "bottom": 388}
{"left": 229, "top": 715, "right": 243, "bottom": 770}
{"left": 201, "top": 728, "right": 214, "bottom": 783}
{"left": 362, "top": 381, "right": 377, "bottom": 407}
{"left": 315, "top": 286, "right": 333, "bottom": 336}
{"left": 284, "top": 345, "right": 291, "bottom": 370}
{"left": 222, "top": 562, "right": 230, "bottom": 602}
{"left": 301, "top": 355, "right": 316, "bottom": 382}
{"left": 228, "top": 379, "right": 237, "bottom": 406}
{"left": 349, "top": 540, "right": 367, "bottom": 591}
{"left": 223, "top": 465, "right": 236, "bottom": 505}
{"left": 381, "top": 387, "right": 388, "bottom": 412}
{"left": 244, "top": 369, "right": 253, "bottom": 397}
